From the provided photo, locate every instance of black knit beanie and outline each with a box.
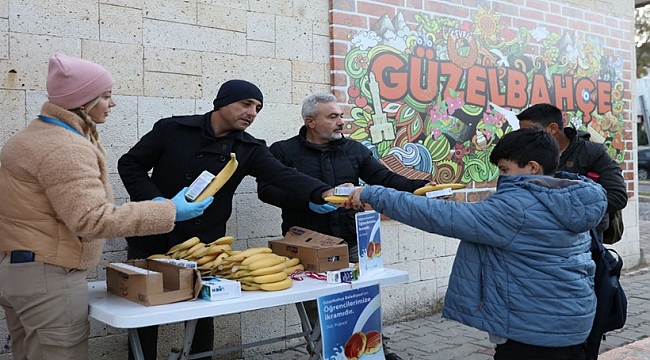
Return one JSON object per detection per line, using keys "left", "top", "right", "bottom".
{"left": 212, "top": 79, "right": 264, "bottom": 111}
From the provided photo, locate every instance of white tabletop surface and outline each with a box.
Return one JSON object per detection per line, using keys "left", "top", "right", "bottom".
{"left": 88, "top": 268, "right": 408, "bottom": 329}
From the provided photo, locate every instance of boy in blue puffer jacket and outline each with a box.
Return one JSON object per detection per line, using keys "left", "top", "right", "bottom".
{"left": 343, "top": 127, "right": 607, "bottom": 360}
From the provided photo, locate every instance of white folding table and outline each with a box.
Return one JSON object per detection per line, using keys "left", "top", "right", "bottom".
{"left": 88, "top": 268, "right": 408, "bottom": 360}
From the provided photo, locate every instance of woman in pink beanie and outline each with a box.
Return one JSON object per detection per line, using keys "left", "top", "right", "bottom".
{"left": 0, "top": 54, "right": 213, "bottom": 360}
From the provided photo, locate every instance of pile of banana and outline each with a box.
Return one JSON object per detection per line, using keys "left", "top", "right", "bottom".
{"left": 211, "top": 247, "right": 304, "bottom": 291}
{"left": 147, "top": 236, "right": 236, "bottom": 273}
{"left": 147, "top": 238, "right": 304, "bottom": 292}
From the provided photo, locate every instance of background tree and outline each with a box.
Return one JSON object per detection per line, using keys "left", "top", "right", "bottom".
{"left": 637, "top": 5, "right": 650, "bottom": 78}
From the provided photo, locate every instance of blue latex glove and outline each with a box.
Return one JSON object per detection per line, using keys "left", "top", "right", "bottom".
{"left": 309, "top": 201, "right": 337, "bottom": 214}
{"left": 171, "top": 187, "right": 214, "bottom": 222}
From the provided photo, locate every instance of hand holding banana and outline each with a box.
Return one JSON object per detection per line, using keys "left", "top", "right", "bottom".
{"left": 171, "top": 187, "right": 213, "bottom": 222}
{"left": 346, "top": 187, "right": 364, "bottom": 210}
{"left": 194, "top": 153, "right": 238, "bottom": 202}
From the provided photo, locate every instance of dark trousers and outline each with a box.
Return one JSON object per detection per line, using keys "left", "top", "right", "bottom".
{"left": 494, "top": 339, "right": 586, "bottom": 360}
{"left": 127, "top": 246, "right": 214, "bottom": 360}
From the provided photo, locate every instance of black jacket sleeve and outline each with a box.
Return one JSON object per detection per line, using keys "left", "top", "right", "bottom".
{"left": 250, "top": 145, "right": 331, "bottom": 205}
{"left": 589, "top": 144, "right": 628, "bottom": 213}
{"left": 256, "top": 142, "right": 307, "bottom": 209}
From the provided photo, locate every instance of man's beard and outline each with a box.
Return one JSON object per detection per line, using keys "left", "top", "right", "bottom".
{"left": 317, "top": 129, "right": 343, "bottom": 141}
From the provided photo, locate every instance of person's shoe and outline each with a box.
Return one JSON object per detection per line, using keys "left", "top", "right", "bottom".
{"left": 385, "top": 352, "right": 404, "bottom": 360}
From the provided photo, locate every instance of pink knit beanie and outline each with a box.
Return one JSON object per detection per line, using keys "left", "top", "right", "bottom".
{"left": 46, "top": 53, "right": 115, "bottom": 110}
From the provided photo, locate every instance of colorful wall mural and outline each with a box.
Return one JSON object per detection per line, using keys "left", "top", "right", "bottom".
{"left": 333, "top": 4, "right": 626, "bottom": 185}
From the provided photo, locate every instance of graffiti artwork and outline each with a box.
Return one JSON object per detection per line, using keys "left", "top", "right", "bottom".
{"left": 335, "top": 5, "right": 625, "bottom": 184}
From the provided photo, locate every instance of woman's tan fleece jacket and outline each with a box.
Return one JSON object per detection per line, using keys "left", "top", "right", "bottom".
{"left": 0, "top": 102, "right": 176, "bottom": 269}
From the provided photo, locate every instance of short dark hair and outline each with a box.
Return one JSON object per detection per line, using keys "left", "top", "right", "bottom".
{"left": 516, "top": 103, "right": 563, "bottom": 130}
{"left": 489, "top": 127, "right": 559, "bottom": 175}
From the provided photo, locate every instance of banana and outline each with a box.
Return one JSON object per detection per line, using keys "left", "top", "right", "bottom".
{"left": 147, "top": 254, "right": 171, "bottom": 260}
{"left": 323, "top": 195, "right": 347, "bottom": 204}
{"left": 183, "top": 242, "right": 208, "bottom": 259}
{"left": 204, "top": 244, "right": 231, "bottom": 257}
{"left": 258, "top": 277, "right": 293, "bottom": 291}
{"left": 211, "top": 252, "right": 229, "bottom": 266}
{"left": 174, "top": 249, "right": 190, "bottom": 259}
{"left": 225, "top": 269, "right": 252, "bottom": 279}
{"left": 240, "top": 284, "right": 259, "bottom": 291}
{"left": 239, "top": 256, "right": 284, "bottom": 271}
{"left": 167, "top": 237, "right": 201, "bottom": 255}
{"left": 245, "top": 271, "right": 288, "bottom": 284}
{"left": 195, "top": 153, "right": 238, "bottom": 202}
{"left": 224, "top": 247, "right": 273, "bottom": 263}
{"left": 217, "top": 262, "right": 236, "bottom": 271}
{"left": 209, "top": 236, "right": 235, "bottom": 246}
{"left": 413, "top": 183, "right": 465, "bottom": 196}
{"left": 282, "top": 257, "right": 301, "bottom": 268}
{"left": 196, "top": 254, "right": 217, "bottom": 266}
{"left": 247, "top": 262, "right": 288, "bottom": 276}
{"left": 283, "top": 263, "right": 305, "bottom": 275}
{"left": 197, "top": 263, "right": 214, "bottom": 272}
{"left": 240, "top": 252, "right": 281, "bottom": 266}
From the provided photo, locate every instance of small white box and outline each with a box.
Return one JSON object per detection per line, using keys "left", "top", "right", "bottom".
{"left": 425, "top": 187, "right": 454, "bottom": 199}
{"left": 326, "top": 268, "right": 356, "bottom": 283}
{"left": 334, "top": 186, "right": 355, "bottom": 196}
{"left": 185, "top": 170, "right": 216, "bottom": 201}
{"left": 199, "top": 277, "right": 241, "bottom": 301}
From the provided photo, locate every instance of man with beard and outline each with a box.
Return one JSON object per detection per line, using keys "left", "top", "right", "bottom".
{"left": 258, "top": 92, "right": 429, "bottom": 360}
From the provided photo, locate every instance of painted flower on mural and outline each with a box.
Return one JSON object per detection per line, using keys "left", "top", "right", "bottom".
{"left": 543, "top": 48, "right": 559, "bottom": 66}
{"left": 446, "top": 96, "right": 465, "bottom": 115}
{"left": 427, "top": 104, "right": 449, "bottom": 123}
{"left": 353, "top": 54, "right": 370, "bottom": 69}
{"left": 425, "top": 95, "right": 468, "bottom": 142}
{"left": 477, "top": 107, "right": 506, "bottom": 142}
{"left": 472, "top": 5, "right": 504, "bottom": 43}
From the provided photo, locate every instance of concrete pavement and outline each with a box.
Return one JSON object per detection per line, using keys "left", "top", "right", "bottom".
{"left": 240, "top": 207, "right": 650, "bottom": 360}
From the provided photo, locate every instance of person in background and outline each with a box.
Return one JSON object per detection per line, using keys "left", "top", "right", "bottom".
{"left": 517, "top": 103, "right": 627, "bottom": 244}
{"left": 0, "top": 53, "right": 211, "bottom": 360}
{"left": 343, "top": 127, "right": 607, "bottom": 360}
{"left": 118, "top": 80, "right": 335, "bottom": 360}
{"left": 257, "top": 92, "right": 430, "bottom": 360}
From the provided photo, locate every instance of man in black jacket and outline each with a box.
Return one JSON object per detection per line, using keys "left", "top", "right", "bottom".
{"left": 118, "top": 80, "right": 334, "bottom": 360}
{"left": 517, "top": 103, "right": 627, "bottom": 243}
{"left": 257, "top": 92, "right": 429, "bottom": 360}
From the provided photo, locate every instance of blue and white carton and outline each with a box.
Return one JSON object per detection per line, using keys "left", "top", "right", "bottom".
{"left": 199, "top": 276, "right": 241, "bottom": 301}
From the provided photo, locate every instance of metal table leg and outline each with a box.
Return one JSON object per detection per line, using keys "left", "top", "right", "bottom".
{"left": 167, "top": 319, "right": 198, "bottom": 360}
{"left": 128, "top": 329, "right": 145, "bottom": 360}
{"left": 295, "top": 302, "right": 322, "bottom": 360}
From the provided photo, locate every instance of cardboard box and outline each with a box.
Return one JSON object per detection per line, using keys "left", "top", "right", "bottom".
{"left": 106, "top": 259, "right": 201, "bottom": 306}
{"left": 268, "top": 226, "right": 349, "bottom": 272}
{"left": 199, "top": 276, "right": 241, "bottom": 301}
